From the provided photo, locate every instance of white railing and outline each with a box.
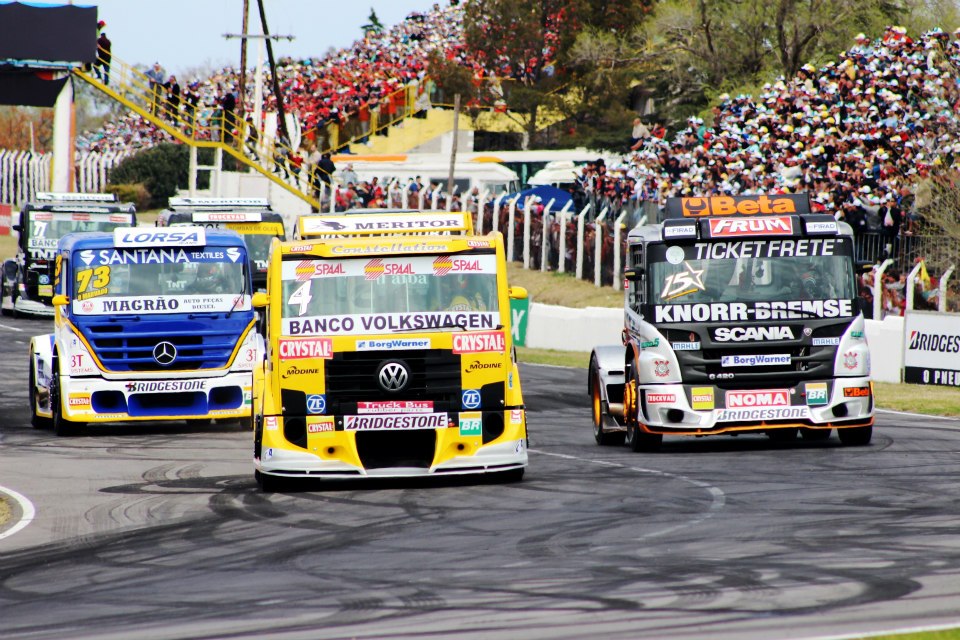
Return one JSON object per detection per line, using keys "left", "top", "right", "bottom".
{"left": 0, "top": 149, "right": 130, "bottom": 206}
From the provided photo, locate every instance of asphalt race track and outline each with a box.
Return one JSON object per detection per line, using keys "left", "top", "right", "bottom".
{"left": 2, "top": 315, "right": 960, "bottom": 640}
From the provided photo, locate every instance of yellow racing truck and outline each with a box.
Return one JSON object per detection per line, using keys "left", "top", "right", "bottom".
{"left": 252, "top": 211, "right": 528, "bottom": 490}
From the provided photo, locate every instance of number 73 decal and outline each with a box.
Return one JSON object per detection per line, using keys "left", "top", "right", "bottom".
{"left": 661, "top": 262, "right": 705, "bottom": 301}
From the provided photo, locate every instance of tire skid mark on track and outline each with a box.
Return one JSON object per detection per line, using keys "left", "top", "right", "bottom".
{"left": 531, "top": 448, "right": 726, "bottom": 541}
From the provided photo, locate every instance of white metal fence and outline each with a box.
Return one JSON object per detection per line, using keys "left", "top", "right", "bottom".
{"left": 0, "top": 149, "right": 130, "bottom": 207}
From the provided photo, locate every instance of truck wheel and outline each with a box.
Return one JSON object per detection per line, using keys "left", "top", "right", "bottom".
{"left": 592, "top": 367, "right": 624, "bottom": 446}
{"left": 29, "top": 363, "right": 51, "bottom": 429}
{"left": 766, "top": 428, "right": 798, "bottom": 442}
{"left": 624, "top": 367, "right": 661, "bottom": 452}
{"left": 255, "top": 470, "right": 285, "bottom": 493}
{"left": 51, "top": 369, "right": 82, "bottom": 437}
{"left": 1, "top": 286, "right": 11, "bottom": 317}
{"left": 838, "top": 425, "right": 872, "bottom": 446}
{"left": 800, "top": 427, "right": 831, "bottom": 441}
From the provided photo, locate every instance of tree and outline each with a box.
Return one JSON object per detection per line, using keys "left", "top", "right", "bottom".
{"left": 453, "top": 0, "right": 653, "bottom": 147}
{"left": 109, "top": 143, "right": 189, "bottom": 208}
{"left": 362, "top": 8, "right": 384, "bottom": 35}
{"left": 0, "top": 106, "right": 53, "bottom": 152}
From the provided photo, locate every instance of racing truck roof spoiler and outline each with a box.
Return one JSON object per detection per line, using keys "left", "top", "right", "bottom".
{"left": 33, "top": 192, "right": 118, "bottom": 203}
{"left": 297, "top": 211, "right": 475, "bottom": 239}
{"left": 662, "top": 194, "right": 812, "bottom": 219}
{"left": 661, "top": 213, "right": 841, "bottom": 241}
{"left": 168, "top": 197, "right": 272, "bottom": 210}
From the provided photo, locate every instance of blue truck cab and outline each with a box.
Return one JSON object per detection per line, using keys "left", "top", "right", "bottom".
{"left": 28, "top": 226, "right": 262, "bottom": 435}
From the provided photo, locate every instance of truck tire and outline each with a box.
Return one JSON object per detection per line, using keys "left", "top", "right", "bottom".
{"left": 592, "top": 366, "right": 624, "bottom": 446}
{"left": 766, "top": 428, "right": 798, "bottom": 442}
{"left": 51, "top": 369, "right": 82, "bottom": 437}
{"left": 624, "top": 366, "right": 661, "bottom": 452}
{"left": 800, "top": 427, "right": 831, "bottom": 441}
{"left": 838, "top": 425, "right": 872, "bottom": 446}
{"left": 29, "top": 362, "right": 51, "bottom": 429}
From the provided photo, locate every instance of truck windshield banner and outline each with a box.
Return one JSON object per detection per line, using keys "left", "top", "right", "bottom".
{"left": 283, "top": 311, "right": 499, "bottom": 336}
{"left": 652, "top": 299, "right": 855, "bottom": 323}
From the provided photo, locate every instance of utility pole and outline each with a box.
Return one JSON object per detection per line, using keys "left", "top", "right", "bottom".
{"left": 238, "top": 0, "right": 249, "bottom": 117}
{"left": 446, "top": 93, "right": 461, "bottom": 208}
{"left": 256, "top": 0, "right": 289, "bottom": 145}
{"left": 223, "top": 31, "right": 294, "bottom": 131}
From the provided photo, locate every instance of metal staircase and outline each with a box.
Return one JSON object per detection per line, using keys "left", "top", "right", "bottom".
{"left": 73, "top": 53, "right": 321, "bottom": 209}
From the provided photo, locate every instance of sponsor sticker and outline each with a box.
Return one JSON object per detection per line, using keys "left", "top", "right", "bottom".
{"left": 851, "top": 330, "right": 865, "bottom": 339}
{"left": 114, "top": 227, "right": 206, "bottom": 247}
{"left": 510, "top": 409, "right": 523, "bottom": 424}
{"left": 462, "top": 389, "right": 481, "bottom": 410}
{"left": 726, "top": 389, "right": 789, "bottom": 408}
{"left": 306, "top": 394, "right": 326, "bottom": 415}
{"left": 805, "top": 220, "right": 838, "bottom": 234}
{"left": 671, "top": 341, "right": 701, "bottom": 351}
{"left": 843, "top": 386, "right": 870, "bottom": 398}
{"left": 282, "top": 364, "right": 320, "bottom": 379}
{"left": 647, "top": 393, "right": 676, "bottom": 404}
{"left": 125, "top": 380, "right": 205, "bottom": 393}
{"left": 279, "top": 337, "right": 333, "bottom": 360}
{"left": 284, "top": 311, "right": 499, "bottom": 336}
{"left": 459, "top": 412, "right": 482, "bottom": 436}
{"left": 357, "top": 401, "right": 433, "bottom": 414}
{"left": 691, "top": 387, "right": 714, "bottom": 410}
{"left": 654, "top": 299, "right": 854, "bottom": 324}
{"left": 355, "top": 338, "right": 431, "bottom": 351}
{"left": 708, "top": 216, "right": 794, "bottom": 237}
{"left": 679, "top": 195, "right": 800, "bottom": 217}
{"left": 452, "top": 332, "right": 505, "bottom": 354}
{"left": 812, "top": 337, "right": 841, "bottom": 346}
{"left": 306, "top": 416, "right": 335, "bottom": 433}
{"left": 692, "top": 238, "right": 836, "bottom": 260}
{"left": 804, "top": 382, "right": 829, "bottom": 406}
{"left": 713, "top": 326, "right": 794, "bottom": 342}
{"left": 68, "top": 394, "right": 91, "bottom": 407}
{"left": 264, "top": 416, "right": 279, "bottom": 431}
{"left": 653, "top": 360, "right": 670, "bottom": 377}
{"left": 716, "top": 407, "right": 810, "bottom": 422}
{"left": 842, "top": 352, "right": 859, "bottom": 370}
{"left": 344, "top": 413, "right": 449, "bottom": 431}
{"left": 463, "top": 360, "right": 503, "bottom": 374}
{"left": 721, "top": 354, "right": 791, "bottom": 367}
{"left": 640, "top": 338, "right": 660, "bottom": 349}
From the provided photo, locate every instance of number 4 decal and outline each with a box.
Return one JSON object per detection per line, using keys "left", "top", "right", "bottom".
{"left": 288, "top": 280, "right": 313, "bottom": 316}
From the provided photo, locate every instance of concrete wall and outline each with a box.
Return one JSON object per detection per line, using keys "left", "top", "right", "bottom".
{"left": 525, "top": 302, "right": 905, "bottom": 383}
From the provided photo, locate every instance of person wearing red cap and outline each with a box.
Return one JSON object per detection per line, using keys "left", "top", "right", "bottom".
{"left": 94, "top": 24, "right": 111, "bottom": 85}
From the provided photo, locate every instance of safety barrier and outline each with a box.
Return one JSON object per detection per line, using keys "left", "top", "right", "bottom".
{"left": 0, "top": 149, "right": 130, "bottom": 205}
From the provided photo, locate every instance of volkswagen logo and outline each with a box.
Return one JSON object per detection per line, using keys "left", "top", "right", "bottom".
{"left": 153, "top": 341, "right": 177, "bottom": 366}
{"left": 377, "top": 361, "right": 409, "bottom": 392}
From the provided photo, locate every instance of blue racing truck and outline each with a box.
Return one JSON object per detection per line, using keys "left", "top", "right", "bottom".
{"left": 28, "top": 226, "right": 261, "bottom": 435}
{"left": 589, "top": 194, "right": 874, "bottom": 451}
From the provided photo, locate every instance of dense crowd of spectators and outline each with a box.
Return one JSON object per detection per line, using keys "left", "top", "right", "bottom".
{"left": 78, "top": 1, "right": 561, "bottom": 158}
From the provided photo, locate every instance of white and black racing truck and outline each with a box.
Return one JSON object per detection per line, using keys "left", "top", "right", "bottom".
{"left": 589, "top": 194, "right": 874, "bottom": 451}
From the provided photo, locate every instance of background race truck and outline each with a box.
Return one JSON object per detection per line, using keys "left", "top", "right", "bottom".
{"left": 252, "top": 211, "right": 528, "bottom": 490}
{"left": 156, "top": 197, "right": 286, "bottom": 292}
{"left": 3, "top": 192, "right": 136, "bottom": 317}
{"left": 29, "top": 226, "right": 261, "bottom": 436}
{"left": 589, "top": 194, "right": 874, "bottom": 451}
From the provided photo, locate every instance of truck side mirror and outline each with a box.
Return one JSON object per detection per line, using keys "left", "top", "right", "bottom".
{"left": 252, "top": 291, "right": 269, "bottom": 308}
{"left": 624, "top": 268, "right": 644, "bottom": 281}
{"left": 51, "top": 294, "right": 69, "bottom": 306}
{"left": 508, "top": 286, "right": 528, "bottom": 300}
{"left": 12, "top": 224, "right": 21, "bottom": 233}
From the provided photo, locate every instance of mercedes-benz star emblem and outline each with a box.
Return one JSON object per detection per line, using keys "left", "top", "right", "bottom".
{"left": 377, "top": 361, "right": 409, "bottom": 392}
{"left": 153, "top": 341, "right": 177, "bottom": 366}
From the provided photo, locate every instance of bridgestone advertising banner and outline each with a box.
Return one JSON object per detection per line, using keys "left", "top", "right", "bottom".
{"left": 903, "top": 311, "right": 960, "bottom": 386}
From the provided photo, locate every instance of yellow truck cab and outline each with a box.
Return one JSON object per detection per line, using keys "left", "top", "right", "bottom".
{"left": 253, "top": 211, "right": 528, "bottom": 490}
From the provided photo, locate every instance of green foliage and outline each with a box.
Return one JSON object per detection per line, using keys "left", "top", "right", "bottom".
{"left": 105, "top": 183, "right": 151, "bottom": 211}
{"left": 362, "top": 8, "right": 384, "bottom": 34}
{"left": 108, "top": 143, "right": 187, "bottom": 209}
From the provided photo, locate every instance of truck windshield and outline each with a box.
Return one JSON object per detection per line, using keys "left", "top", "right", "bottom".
{"left": 71, "top": 247, "right": 248, "bottom": 315}
{"left": 241, "top": 232, "right": 277, "bottom": 271}
{"left": 27, "top": 211, "right": 134, "bottom": 257}
{"left": 648, "top": 237, "right": 858, "bottom": 304}
{"left": 279, "top": 253, "right": 501, "bottom": 336}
